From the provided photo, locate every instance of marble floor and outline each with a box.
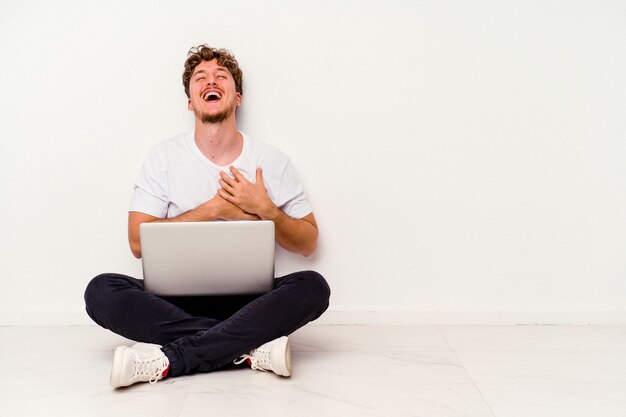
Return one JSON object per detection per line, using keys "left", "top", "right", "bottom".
{"left": 2, "top": 324, "right": 626, "bottom": 417}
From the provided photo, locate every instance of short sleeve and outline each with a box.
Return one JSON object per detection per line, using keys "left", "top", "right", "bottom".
{"left": 278, "top": 160, "right": 313, "bottom": 219}
{"left": 129, "top": 147, "right": 169, "bottom": 218}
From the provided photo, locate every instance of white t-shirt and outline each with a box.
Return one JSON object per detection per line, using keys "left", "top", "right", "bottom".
{"left": 129, "top": 131, "right": 312, "bottom": 219}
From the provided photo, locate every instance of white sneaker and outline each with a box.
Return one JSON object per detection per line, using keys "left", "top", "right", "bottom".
{"left": 110, "top": 343, "right": 170, "bottom": 388}
{"left": 131, "top": 342, "right": 162, "bottom": 351}
{"left": 234, "top": 336, "right": 292, "bottom": 377}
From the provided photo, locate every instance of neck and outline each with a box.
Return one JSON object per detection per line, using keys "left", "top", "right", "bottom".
{"left": 193, "top": 116, "right": 243, "bottom": 166}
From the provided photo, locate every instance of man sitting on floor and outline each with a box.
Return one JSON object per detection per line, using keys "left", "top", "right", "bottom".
{"left": 84, "top": 45, "right": 330, "bottom": 387}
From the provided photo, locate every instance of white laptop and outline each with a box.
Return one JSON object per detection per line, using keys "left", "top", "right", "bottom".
{"left": 140, "top": 220, "right": 275, "bottom": 296}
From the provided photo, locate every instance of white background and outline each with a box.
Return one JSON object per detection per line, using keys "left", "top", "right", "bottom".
{"left": 1, "top": 0, "right": 625, "bottom": 324}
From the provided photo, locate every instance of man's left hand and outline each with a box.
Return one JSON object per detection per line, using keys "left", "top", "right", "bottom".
{"left": 218, "top": 167, "right": 279, "bottom": 220}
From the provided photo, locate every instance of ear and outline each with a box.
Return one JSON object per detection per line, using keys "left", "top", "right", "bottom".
{"left": 188, "top": 99, "right": 193, "bottom": 111}
{"left": 236, "top": 92, "right": 242, "bottom": 107}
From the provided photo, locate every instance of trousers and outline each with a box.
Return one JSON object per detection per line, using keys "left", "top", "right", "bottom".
{"left": 84, "top": 270, "right": 330, "bottom": 377}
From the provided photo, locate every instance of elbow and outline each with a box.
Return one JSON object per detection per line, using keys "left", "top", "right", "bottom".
{"left": 302, "top": 239, "right": 317, "bottom": 258}
{"left": 129, "top": 240, "right": 142, "bottom": 259}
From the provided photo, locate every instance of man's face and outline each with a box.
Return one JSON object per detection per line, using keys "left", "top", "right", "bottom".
{"left": 188, "top": 59, "right": 242, "bottom": 124}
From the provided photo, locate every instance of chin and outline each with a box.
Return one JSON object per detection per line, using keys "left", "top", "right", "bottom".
{"left": 196, "top": 105, "right": 236, "bottom": 124}
{"left": 201, "top": 112, "right": 229, "bottom": 124}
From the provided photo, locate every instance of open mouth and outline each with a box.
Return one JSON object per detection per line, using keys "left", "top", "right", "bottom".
{"left": 202, "top": 90, "right": 223, "bottom": 102}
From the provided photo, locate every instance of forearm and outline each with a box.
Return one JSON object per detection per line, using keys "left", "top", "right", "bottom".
{"left": 129, "top": 197, "right": 258, "bottom": 258}
{"left": 261, "top": 207, "right": 318, "bottom": 257}
{"left": 130, "top": 205, "right": 218, "bottom": 256}
{"left": 155, "top": 203, "right": 221, "bottom": 223}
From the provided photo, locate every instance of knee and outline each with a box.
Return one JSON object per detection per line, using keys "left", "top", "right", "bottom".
{"left": 84, "top": 273, "right": 133, "bottom": 320}
{"left": 84, "top": 274, "right": 111, "bottom": 318}
{"left": 310, "top": 271, "right": 331, "bottom": 303}
{"left": 84, "top": 274, "right": 110, "bottom": 309}
{"left": 300, "top": 271, "right": 330, "bottom": 320}
{"left": 297, "top": 270, "right": 331, "bottom": 306}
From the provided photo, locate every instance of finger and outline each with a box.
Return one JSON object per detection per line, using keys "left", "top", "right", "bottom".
{"left": 229, "top": 166, "right": 247, "bottom": 183}
{"left": 217, "top": 188, "right": 235, "bottom": 202}
{"left": 220, "top": 171, "right": 236, "bottom": 187}
{"left": 256, "top": 168, "right": 264, "bottom": 185}
{"left": 219, "top": 178, "right": 236, "bottom": 195}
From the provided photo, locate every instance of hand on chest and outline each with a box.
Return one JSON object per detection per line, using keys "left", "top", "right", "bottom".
{"left": 167, "top": 162, "right": 278, "bottom": 213}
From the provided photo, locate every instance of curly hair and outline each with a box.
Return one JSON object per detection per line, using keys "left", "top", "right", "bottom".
{"left": 182, "top": 45, "right": 243, "bottom": 98}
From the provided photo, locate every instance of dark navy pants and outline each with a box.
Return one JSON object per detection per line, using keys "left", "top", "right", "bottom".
{"left": 84, "top": 271, "right": 330, "bottom": 377}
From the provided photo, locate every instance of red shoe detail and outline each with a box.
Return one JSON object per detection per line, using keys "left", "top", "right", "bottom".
{"left": 162, "top": 365, "right": 170, "bottom": 378}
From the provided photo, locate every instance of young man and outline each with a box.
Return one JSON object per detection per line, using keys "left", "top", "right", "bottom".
{"left": 84, "top": 45, "right": 330, "bottom": 388}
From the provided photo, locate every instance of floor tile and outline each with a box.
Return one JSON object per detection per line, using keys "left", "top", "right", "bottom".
{"left": 0, "top": 378, "right": 191, "bottom": 417}
{"left": 0, "top": 325, "right": 190, "bottom": 417}
{"left": 476, "top": 382, "right": 626, "bottom": 417}
{"left": 3, "top": 325, "right": 626, "bottom": 417}
{"left": 454, "top": 350, "right": 626, "bottom": 383}
{"left": 293, "top": 349, "right": 473, "bottom": 384}
{"left": 180, "top": 372, "right": 494, "bottom": 417}
{"left": 177, "top": 349, "right": 493, "bottom": 417}
{"left": 291, "top": 324, "right": 451, "bottom": 352}
{"left": 442, "top": 325, "right": 626, "bottom": 351}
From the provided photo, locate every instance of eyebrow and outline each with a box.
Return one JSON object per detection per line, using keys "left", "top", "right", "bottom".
{"left": 193, "top": 68, "right": 229, "bottom": 77}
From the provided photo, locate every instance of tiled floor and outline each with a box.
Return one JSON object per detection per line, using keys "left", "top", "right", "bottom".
{"left": 2, "top": 324, "right": 626, "bottom": 416}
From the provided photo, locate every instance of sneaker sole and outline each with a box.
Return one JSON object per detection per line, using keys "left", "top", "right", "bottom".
{"left": 110, "top": 346, "right": 129, "bottom": 388}
{"left": 271, "top": 336, "right": 292, "bottom": 377}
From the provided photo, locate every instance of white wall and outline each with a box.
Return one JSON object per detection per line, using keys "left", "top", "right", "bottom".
{"left": 1, "top": 0, "right": 625, "bottom": 324}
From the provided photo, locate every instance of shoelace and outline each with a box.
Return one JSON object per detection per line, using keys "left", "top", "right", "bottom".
{"left": 234, "top": 348, "right": 272, "bottom": 372}
{"left": 133, "top": 351, "right": 170, "bottom": 384}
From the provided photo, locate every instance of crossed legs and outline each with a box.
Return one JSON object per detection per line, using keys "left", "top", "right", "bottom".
{"left": 84, "top": 271, "right": 330, "bottom": 378}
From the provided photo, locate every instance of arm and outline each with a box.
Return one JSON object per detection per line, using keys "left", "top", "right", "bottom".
{"left": 265, "top": 210, "right": 318, "bottom": 257}
{"left": 128, "top": 194, "right": 259, "bottom": 258}
{"left": 218, "top": 167, "right": 318, "bottom": 257}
